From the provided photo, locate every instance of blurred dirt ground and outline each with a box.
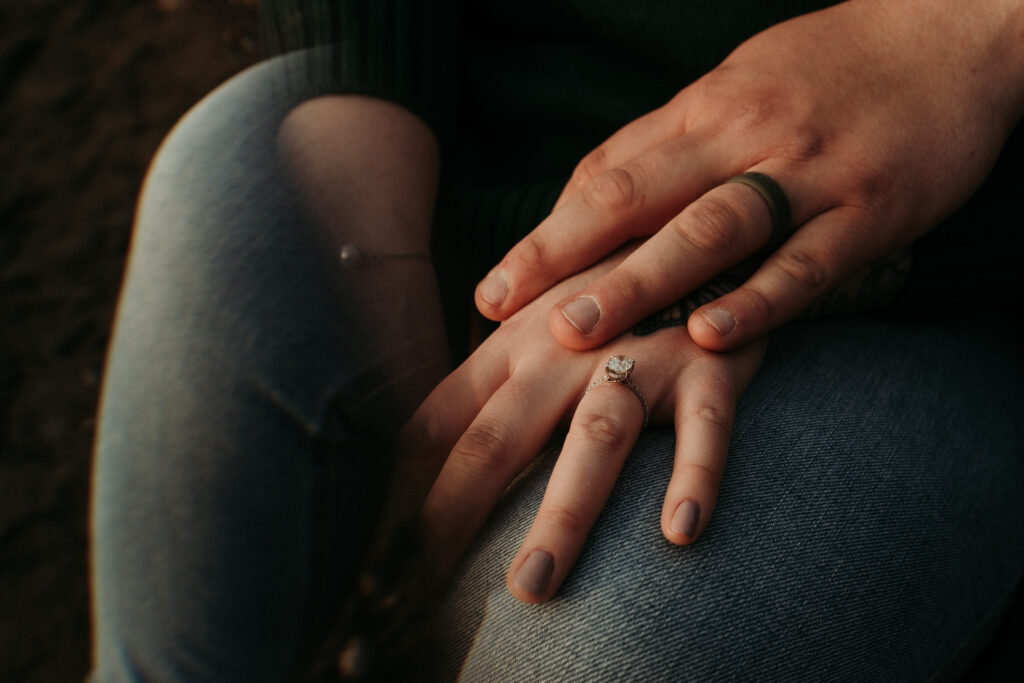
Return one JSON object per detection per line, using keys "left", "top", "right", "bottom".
{"left": 0, "top": 1, "right": 257, "bottom": 679}
{"left": 0, "top": 1, "right": 1021, "bottom": 681}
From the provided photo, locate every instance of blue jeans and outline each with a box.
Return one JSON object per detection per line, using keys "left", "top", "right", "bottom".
{"left": 90, "top": 55, "right": 1024, "bottom": 681}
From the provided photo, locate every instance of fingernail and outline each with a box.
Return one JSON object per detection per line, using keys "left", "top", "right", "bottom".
{"left": 670, "top": 499, "right": 701, "bottom": 538}
{"left": 479, "top": 269, "right": 509, "bottom": 306}
{"left": 512, "top": 549, "right": 554, "bottom": 596}
{"left": 700, "top": 307, "right": 735, "bottom": 337}
{"left": 560, "top": 296, "right": 601, "bottom": 335}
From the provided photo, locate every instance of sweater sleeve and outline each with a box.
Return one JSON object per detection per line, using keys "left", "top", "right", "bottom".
{"left": 258, "top": 0, "right": 459, "bottom": 141}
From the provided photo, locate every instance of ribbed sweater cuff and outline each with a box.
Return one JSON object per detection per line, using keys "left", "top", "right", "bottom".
{"left": 259, "top": 0, "right": 458, "bottom": 141}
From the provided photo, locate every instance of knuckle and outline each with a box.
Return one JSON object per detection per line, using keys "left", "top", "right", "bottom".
{"left": 452, "top": 419, "right": 513, "bottom": 477}
{"left": 739, "top": 283, "right": 776, "bottom": 321}
{"left": 572, "top": 411, "right": 631, "bottom": 452}
{"left": 690, "top": 400, "right": 733, "bottom": 433}
{"left": 771, "top": 248, "right": 828, "bottom": 292}
{"left": 574, "top": 146, "right": 608, "bottom": 183}
{"left": 725, "top": 93, "right": 779, "bottom": 134}
{"left": 850, "top": 166, "right": 898, "bottom": 209}
{"left": 608, "top": 268, "right": 649, "bottom": 307}
{"left": 510, "top": 234, "right": 548, "bottom": 274}
{"left": 678, "top": 461, "right": 723, "bottom": 489}
{"left": 583, "top": 166, "right": 644, "bottom": 214}
{"left": 780, "top": 126, "right": 828, "bottom": 162}
{"left": 675, "top": 196, "right": 743, "bottom": 255}
{"left": 538, "top": 503, "right": 589, "bottom": 538}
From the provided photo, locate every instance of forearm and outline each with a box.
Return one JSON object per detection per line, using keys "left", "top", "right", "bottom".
{"left": 278, "top": 96, "right": 449, "bottom": 428}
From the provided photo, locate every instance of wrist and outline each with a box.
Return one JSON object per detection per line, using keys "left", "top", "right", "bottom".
{"left": 277, "top": 95, "right": 439, "bottom": 255}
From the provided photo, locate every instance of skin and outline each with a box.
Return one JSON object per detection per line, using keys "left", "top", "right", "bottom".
{"left": 474, "top": 0, "right": 1024, "bottom": 353}
{"left": 277, "top": 95, "right": 451, "bottom": 432}
{"left": 287, "top": 0, "right": 1024, "bottom": 613}
{"left": 390, "top": 249, "right": 765, "bottom": 603}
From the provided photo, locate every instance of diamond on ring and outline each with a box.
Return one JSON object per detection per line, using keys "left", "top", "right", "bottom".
{"left": 605, "top": 355, "right": 635, "bottom": 380}
{"left": 585, "top": 355, "right": 649, "bottom": 429}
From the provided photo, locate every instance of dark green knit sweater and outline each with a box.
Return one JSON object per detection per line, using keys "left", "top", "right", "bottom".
{"left": 259, "top": 0, "right": 1023, "bottom": 314}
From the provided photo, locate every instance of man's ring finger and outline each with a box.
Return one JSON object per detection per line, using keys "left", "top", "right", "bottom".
{"left": 724, "top": 171, "right": 793, "bottom": 249}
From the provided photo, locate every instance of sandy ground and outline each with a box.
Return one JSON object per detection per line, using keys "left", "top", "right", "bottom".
{"left": 1, "top": 1, "right": 1021, "bottom": 681}
{"left": 0, "top": 2, "right": 256, "bottom": 679}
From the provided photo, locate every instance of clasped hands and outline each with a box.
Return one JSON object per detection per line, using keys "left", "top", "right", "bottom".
{"left": 378, "top": 0, "right": 1024, "bottom": 605}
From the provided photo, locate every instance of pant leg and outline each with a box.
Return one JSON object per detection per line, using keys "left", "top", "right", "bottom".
{"left": 440, "top": 316, "right": 1024, "bottom": 681}
{"left": 89, "top": 54, "right": 446, "bottom": 681}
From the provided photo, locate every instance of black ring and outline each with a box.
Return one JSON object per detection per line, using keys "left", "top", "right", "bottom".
{"left": 724, "top": 171, "right": 793, "bottom": 249}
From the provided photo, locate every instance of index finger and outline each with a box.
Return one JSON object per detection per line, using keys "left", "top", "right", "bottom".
{"left": 474, "top": 133, "right": 730, "bottom": 321}
{"left": 380, "top": 351, "right": 509, "bottom": 529}
{"left": 552, "top": 101, "right": 681, "bottom": 212}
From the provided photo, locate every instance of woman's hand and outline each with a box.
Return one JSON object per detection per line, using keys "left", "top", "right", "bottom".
{"left": 384, "top": 250, "right": 764, "bottom": 604}
{"left": 473, "top": 0, "right": 1024, "bottom": 352}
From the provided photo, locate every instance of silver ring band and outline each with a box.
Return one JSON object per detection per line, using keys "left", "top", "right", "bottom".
{"left": 584, "top": 355, "right": 650, "bottom": 430}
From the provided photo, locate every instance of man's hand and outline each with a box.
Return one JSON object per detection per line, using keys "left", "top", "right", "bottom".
{"left": 473, "top": 0, "right": 1024, "bottom": 351}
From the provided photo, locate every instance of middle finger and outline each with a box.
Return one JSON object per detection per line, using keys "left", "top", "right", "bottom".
{"left": 505, "top": 355, "right": 651, "bottom": 603}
